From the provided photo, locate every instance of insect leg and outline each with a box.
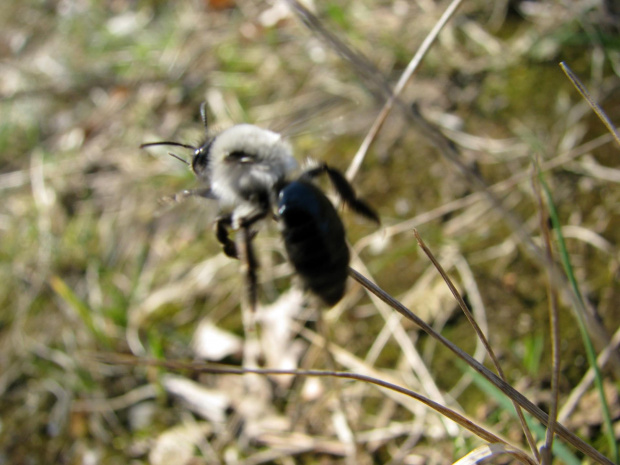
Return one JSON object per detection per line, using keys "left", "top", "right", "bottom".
{"left": 215, "top": 215, "right": 239, "bottom": 259}
{"left": 233, "top": 194, "right": 272, "bottom": 310}
{"left": 301, "top": 163, "right": 380, "bottom": 223}
{"left": 238, "top": 224, "right": 259, "bottom": 312}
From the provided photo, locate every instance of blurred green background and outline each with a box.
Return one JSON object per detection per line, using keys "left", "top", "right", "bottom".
{"left": 0, "top": 0, "right": 618, "bottom": 463}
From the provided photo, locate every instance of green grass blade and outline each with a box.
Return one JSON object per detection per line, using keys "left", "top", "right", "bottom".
{"left": 537, "top": 171, "right": 618, "bottom": 463}
{"left": 50, "top": 275, "right": 111, "bottom": 347}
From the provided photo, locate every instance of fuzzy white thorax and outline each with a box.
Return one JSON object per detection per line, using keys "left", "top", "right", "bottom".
{"left": 209, "top": 124, "right": 298, "bottom": 212}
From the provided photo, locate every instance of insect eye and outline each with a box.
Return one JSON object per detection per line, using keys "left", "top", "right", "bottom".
{"left": 192, "top": 149, "right": 209, "bottom": 174}
{"left": 227, "top": 150, "right": 256, "bottom": 163}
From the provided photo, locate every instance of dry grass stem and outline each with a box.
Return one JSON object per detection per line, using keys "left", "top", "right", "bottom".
{"left": 3, "top": 2, "right": 617, "bottom": 463}
{"left": 413, "top": 230, "right": 539, "bottom": 460}
{"left": 97, "top": 353, "right": 530, "bottom": 459}
{"left": 530, "top": 164, "right": 562, "bottom": 465}
{"left": 348, "top": 267, "right": 614, "bottom": 465}
{"left": 345, "top": 0, "right": 465, "bottom": 182}
{"left": 288, "top": 2, "right": 620, "bottom": 370}
{"left": 560, "top": 61, "right": 620, "bottom": 147}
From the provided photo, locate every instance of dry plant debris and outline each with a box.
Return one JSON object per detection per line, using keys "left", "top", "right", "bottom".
{"left": 1, "top": 1, "right": 618, "bottom": 464}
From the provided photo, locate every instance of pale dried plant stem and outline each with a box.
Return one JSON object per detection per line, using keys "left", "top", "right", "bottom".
{"left": 349, "top": 255, "right": 459, "bottom": 436}
{"left": 296, "top": 322, "right": 440, "bottom": 424}
{"left": 354, "top": 132, "right": 616, "bottom": 253}
{"left": 315, "top": 311, "right": 358, "bottom": 465}
{"left": 345, "top": 0, "right": 465, "bottom": 181}
{"left": 413, "top": 230, "right": 540, "bottom": 462}
{"left": 452, "top": 252, "right": 490, "bottom": 364}
{"left": 407, "top": 108, "right": 619, "bottom": 376}
{"left": 453, "top": 443, "right": 536, "bottom": 465}
{"left": 72, "top": 384, "right": 158, "bottom": 412}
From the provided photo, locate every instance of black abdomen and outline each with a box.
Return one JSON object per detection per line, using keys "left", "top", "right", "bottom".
{"left": 278, "top": 181, "right": 350, "bottom": 306}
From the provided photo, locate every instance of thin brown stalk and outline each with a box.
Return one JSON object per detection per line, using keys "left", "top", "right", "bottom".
{"left": 413, "top": 230, "right": 540, "bottom": 462}
{"left": 96, "top": 353, "right": 534, "bottom": 464}
{"left": 560, "top": 62, "right": 620, "bottom": 148}
{"left": 347, "top": 267, "right": 614, "bottom": 465}
{"left": 531, "top": 163, "right": 562, "bottom": 465}
{"left": 287, "top": 0, "right": 620, "bottom": 373}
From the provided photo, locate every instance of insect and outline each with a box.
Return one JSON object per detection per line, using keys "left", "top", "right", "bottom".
{"left": 141, "top": 103, "right": 379, "bottom": 307}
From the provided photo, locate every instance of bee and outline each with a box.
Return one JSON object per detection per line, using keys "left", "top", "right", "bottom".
{"left": 141, "top": 103, "right": 379, "bottom": 307}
